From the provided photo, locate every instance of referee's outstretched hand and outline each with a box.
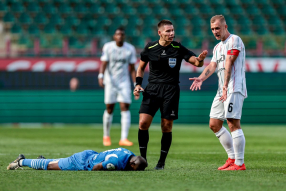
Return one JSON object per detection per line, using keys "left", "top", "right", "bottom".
{"left": 196, "top": 50, "right": 208, "bottom": 61}
{"left": 133, "top": 85, "right": 144, "bottom": 98}
{"left": 189, "top": 77, "right": 203, "bottom": 91}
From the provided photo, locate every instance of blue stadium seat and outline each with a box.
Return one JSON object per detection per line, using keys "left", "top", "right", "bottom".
{"left": 26, "top": 2, "right": 41, "bottom": 13}
{"left": 10, "top": 2, "right": 24, "bottom": 13}
{"left": 3, "top": 12, "right": 15, "bottom": 23}
{"left": 11, "top": 23, "right": 22, "bottom": 34}
{"left": 18, "top": 12, "right": 32, "bottom": 25}
{"left": 34, "top": 12, "right": 48, "bottom": 25}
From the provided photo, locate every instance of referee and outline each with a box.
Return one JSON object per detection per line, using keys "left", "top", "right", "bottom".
{"left": 134, "top": 20, "right": 208, "bottom": 170}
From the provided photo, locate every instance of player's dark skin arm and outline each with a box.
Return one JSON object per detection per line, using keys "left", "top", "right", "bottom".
{"left": 92, "top": 163, "right": 104, "bottom": 171}
{"left": 220, "top": 54, "right": 238, "bottom": 102}
{"left": 133, "top": 60, "right": 148, "bottom": 96}
{"left": 98, "top": 61, "right": 108, "bottom": 87}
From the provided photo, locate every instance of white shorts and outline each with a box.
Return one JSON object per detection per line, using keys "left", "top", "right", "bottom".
{"left": 104, "top": 82, "right": 131, "bottom": 104}
{"left": 209, "top": 92, "right": 245, "bottom": 121}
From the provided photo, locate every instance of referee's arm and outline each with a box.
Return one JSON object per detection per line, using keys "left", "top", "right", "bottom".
{"left": 188, "top": 50, "right": 208, "bottom": 67}
{"left": 134, "top": 60, "right": 147, "bottom": 96}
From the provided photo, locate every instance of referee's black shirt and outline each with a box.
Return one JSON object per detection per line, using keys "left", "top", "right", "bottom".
{"left": 140, "top": 40, "right": 196, "bottom": 85}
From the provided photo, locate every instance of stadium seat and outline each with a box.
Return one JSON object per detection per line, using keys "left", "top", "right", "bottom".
{"left": 42, "top": 3, "right": 57, "bottom": 14}
{"left": 173, "top": 16, "right": 191, "bottom": 27}
{"left": 28, "top": 24, "right": 40, "bottom": 36}
{"left": 26, "top": 2, "right": 41, "bottom": 13}
{"left": 3, "top": 12, "right": 15, "bottom": 23}
{"left": 104, "top": 4, "right": 120, "bottom": 15}
{"left": 65, "top": 15, "right": 80, "bottom": 27}
{"left": 34, "top": 12, "right": 48, "bottom": 25}
{"left": 17, "top": 35, "right": 33, "bottom": 49}
{"left": 136, "top": 5, "right": 152, "bottom": 16}
{"left": 168, "top": 5, "right": 184, "bottom": 17}
{"left": 129, "top": 36, "right": 146, "bottom": 48}
{"left": 10, "top": 2, "right": 24, "bottom": 13}
{"left": 75, "top": 22, "right": 89, "bottom": 36}
{"left": 212, "top": 6, "right": 229, "bottom": 15}
{"left": 181, "top": 4, "right": 199, "bottom": 16}
{"left": 125, "top": 27, "right": 139, "bottom": 36}
{"left": 59, "top": 24, "right": 73, "bottom": 35}
{"left": 0, "top": 2, "right": 8, "bottom": 12}
{"left": 142, "top": 16, "right": 157, "bottom": 27}
{"left": 126, "top": 16, "right": 143, "bottom": 26}
{"left": 18, "top": 12, "right": 32, "bottom": 25}
{"left": 112, "top": 16, "right": 128, "bottom": 26}
{"left": 43, "top": 23, "right": 56, "bottom": 34}
{"left": 175, "top": 27, "right": 188, "bottom": 38}
{"left": 120, "top": 4, "right": 136, "bottom": 16}
{"left": 57, "top": 3, "right": 72, "bottom": 15}
{"left": 49, "top": 13, "right": 64, "bottom": 25}
{"left": 10, "top": 23, "right": 22, "bottom": 34}
{"left": 95, "top": 15, "right": 111, "bottom": 27}
{"left": 89, "top": 3, "right": 105, "bottom": 14}
{"left": 141, "top": 25, "right": 157, "bottom": 38}
{"left": 73, "top": 3, "right": 88, "bottom": 14}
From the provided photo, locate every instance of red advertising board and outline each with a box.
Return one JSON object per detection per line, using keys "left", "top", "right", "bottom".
{"left": 0, "top": 58, "right": 285, "bottom": 72}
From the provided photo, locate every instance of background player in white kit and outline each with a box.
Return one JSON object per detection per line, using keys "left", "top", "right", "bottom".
{"left": 189, "top": 15, "right": 247, "bottom": 170}
{"left": 98, "top": 27, "right": 137, "bottom": 147}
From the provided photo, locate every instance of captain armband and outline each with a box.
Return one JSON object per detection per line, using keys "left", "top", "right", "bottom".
{"left": 227, "top": 49, "right": 240, "bottom": 56}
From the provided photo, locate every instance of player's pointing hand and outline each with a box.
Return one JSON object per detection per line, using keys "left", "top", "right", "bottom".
{"left": 196, "top": 50, "right": 208, "bottom": 61}
{"left": 189, "top": 77, "right": 203, "bottom": 91}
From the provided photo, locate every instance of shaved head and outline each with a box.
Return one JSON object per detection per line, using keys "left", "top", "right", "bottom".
{"left": 210, "top": 15, "right": 226, "bottom": 25}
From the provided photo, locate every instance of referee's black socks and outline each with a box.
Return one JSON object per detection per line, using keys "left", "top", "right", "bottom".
{"left": 158, "top": 132, "right": 172, "bottom": 164}
{"left": 138, "top": 129, "right": 149, "bottom": 161}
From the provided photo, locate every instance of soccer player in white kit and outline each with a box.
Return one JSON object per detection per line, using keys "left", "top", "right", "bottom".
{"left": 189, "top": 15, "right": 247, "bottom": 170}
{"left": 98, "top": 27, "right": 137, "bottom": 147}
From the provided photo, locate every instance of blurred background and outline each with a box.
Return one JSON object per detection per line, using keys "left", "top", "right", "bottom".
{"left": 0, "top": 0, "right": 285, "bottom": 124}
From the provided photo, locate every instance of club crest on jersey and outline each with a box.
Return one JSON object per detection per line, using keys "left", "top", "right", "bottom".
{"left": 169, "top": 58, "right": 176, "bottom": 68}
{"left": 161, "top": 50, "right": 166, "bottom": 55}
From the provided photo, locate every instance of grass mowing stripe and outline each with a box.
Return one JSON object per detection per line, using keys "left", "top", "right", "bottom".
{"left": 0, "top": 124, "right": 286, "bottom": 191}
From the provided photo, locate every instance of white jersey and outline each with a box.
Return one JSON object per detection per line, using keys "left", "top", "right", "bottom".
{"left": 211, "top": 34, "right": 247, "bottom": 98}
{"left": 100, "top": 41, "right": 137, "bottom": 86}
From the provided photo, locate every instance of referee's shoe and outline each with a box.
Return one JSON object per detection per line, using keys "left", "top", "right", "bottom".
{"left": 154, "top": 162, "right": 164, "bottom": 170}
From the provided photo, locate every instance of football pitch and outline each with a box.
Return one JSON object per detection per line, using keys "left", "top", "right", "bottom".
{"left": 0, "top": 124, "right": 285, "bottom": 191}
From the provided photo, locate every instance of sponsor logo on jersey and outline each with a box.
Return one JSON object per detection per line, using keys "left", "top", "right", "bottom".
{"left": 169, "top": 58, "right": 176, "bottom": 68}
{"left": 216, "top": 55, "right": 225, "bottom": 65}
{"left": 112, "top": 58, "right": 127, "bottom": 63}
{"left": 161, "top": 50, "right": 166, "bottom": 55}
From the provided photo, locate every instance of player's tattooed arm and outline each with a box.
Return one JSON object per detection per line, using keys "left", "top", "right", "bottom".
{"left": 223, "top": 54, "right": 238, "bottom": 88}
{"left": 220, "top": 54, "right": 239, "bottom": 102}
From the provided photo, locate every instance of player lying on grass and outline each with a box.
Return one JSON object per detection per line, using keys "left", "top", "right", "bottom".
{"left": 7, "top": 148, "right": 147, "bottom": 171}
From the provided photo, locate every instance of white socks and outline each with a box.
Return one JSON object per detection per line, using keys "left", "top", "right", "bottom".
{"left": 103, "top": 110, "right": 113, "bottom": 137}
{"left": 103, "top": 110, "right": 131, "bottom": 140}
{"left": 215, "top": 126, "right": 235, "bottom": 159}
{"left": 120, "top": 110, "right": 131, "bottom": 140}
{"left": 215, "top": 127, "right": 245, "bottom": 166}
{"left": 231, "top": 129, "right": 245, "bottom": 166}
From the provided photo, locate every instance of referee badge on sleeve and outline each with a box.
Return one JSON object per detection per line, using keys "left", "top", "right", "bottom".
{"left": 169, "top": 58, "right": 176, "bottom": 68}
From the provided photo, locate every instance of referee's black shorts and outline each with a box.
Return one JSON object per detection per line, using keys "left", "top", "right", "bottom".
{"left": 139, "top": 83, "right": 180, "bottom": 120}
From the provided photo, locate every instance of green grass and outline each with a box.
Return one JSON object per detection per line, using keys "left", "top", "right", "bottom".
{"left": 0, "top": 124, "right": 286, "bottom": 191}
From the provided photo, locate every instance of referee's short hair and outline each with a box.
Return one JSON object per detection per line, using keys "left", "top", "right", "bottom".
{"left": 157, "top": 20, "right": 173, "bottom": 30}
{"left": 210, "top": 15, "right": 226, "bottom": 24}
